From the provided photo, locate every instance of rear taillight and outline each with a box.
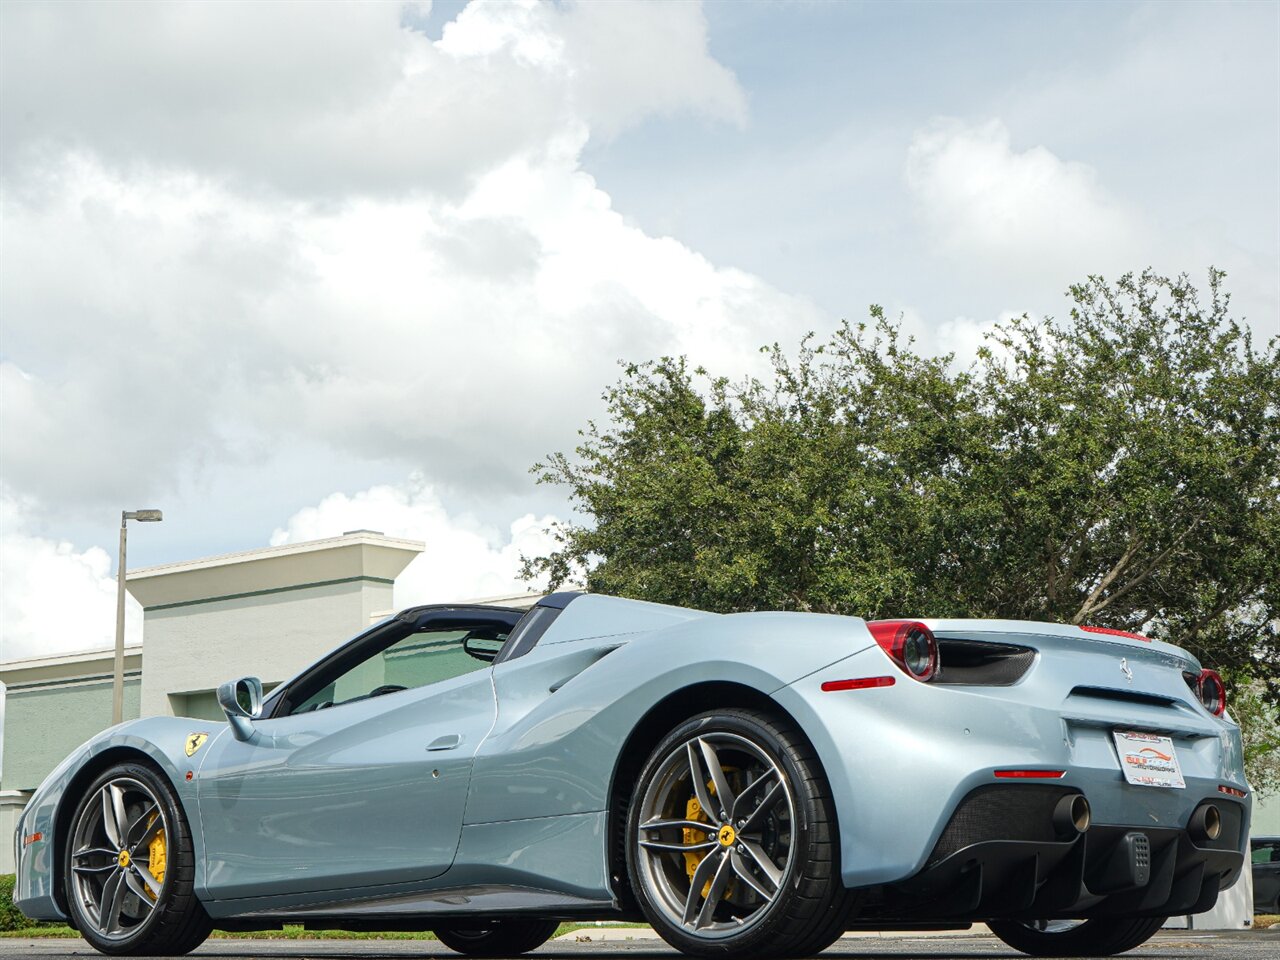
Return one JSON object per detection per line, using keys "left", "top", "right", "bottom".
{"left": 1080, "top": 624, "right": 1151, "bottom": 642}
{"left": 867, "top": 620, "right": 938, "bottom": 682}
{"left": 1196, "top": 669, "right": 1226, "bottom": 717}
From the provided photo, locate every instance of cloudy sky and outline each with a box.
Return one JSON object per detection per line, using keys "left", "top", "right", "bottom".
{"left": 1, "top": 0, "right": 1276, "bottom": 662}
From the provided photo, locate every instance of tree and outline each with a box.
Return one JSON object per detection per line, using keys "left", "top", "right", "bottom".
{"left": 524, "top": 270, "right": 1279, "bottom": 786}
{"left": 1228, "top": 674, "right": 1280, "bottom": 798}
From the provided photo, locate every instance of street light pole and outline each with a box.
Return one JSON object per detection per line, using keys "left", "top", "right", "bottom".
{"left": 112, "top": 514, "right": 127, "bottom": 725}
{"left": 113, "top": 509, "right": 163, "bottom": 725}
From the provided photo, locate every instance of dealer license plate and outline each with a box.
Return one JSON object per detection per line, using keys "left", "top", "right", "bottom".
{"left": 1112, "top": 730, "right": 1185, "bottom": 788}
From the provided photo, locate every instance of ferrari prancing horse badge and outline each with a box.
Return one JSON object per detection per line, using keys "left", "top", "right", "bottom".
{"left": 185, "top": 733, "right": 209, "bottom": 757}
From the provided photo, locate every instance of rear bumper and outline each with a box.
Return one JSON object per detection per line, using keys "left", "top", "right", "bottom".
{"left": 867, "top": 783, "right": 1245, "bottom": 921}
{"left": 773, "top": 640, "right": 1252, "bottom": 895}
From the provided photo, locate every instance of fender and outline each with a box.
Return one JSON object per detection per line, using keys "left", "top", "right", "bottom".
{"left": 465, "top": 609, "right": 875, "bottom": 825}
{"left": 13, "top": 717, "right": 228, "bottom": 919}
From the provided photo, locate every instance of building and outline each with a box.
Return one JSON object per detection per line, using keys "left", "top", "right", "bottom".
{"left": 0, "top": 530, "right": 538, "bottom": 871}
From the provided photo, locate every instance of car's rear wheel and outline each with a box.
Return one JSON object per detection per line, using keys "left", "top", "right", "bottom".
{"left": 626, "top": 708, "right": 851, "bottom": 958}
{"left": 64, "top": 762, "right": 211, "bottom": 956}
{"left": 433, "top": 919, "right": 561, "bottom": 956}
{"left": 988, "top": 917, "right": 1167, "bottom": 956}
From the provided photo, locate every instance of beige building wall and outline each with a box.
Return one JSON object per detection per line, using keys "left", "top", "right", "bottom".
{"left": 1, "top": 792, "right": 29, "bottom": 873}
{"left": 130, "top": 533, "right": 423, "bottom": 718}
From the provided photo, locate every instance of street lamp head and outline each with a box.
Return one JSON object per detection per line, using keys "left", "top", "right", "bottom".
{"left": 126, "top": 509, "right": 164, "bottom": 522}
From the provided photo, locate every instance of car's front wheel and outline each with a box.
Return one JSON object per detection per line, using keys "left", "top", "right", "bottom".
{"left": 63, "top": 761, "right": 211, "bottom": 956}
{"left": 988, "top": 917, "right": 1167, "bottom": 956}
{"left": 433, "top": 919, "right": 561, "bottom": 956}
{"left": 626, "top": 708, "right": 852, "bottom": 958}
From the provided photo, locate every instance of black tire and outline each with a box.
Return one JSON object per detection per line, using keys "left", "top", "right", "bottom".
{"left": 433, "top": 919, "right": 561, "bottom": 956}
{"left": 63, "top": 761, "right": 212, "bottom": 956}
{"left": 625, "top": 708, "right": 852, "bottom": 959}
{"left": 988, "top": 917, "right": 1167, "bottom": 956}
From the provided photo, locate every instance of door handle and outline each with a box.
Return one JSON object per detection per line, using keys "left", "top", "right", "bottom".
{"left": 427, "top": 734, "right": 462, "bottom": 751}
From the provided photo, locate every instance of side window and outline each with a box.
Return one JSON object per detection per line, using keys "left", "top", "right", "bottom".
{"left": 289, "top": 625, "right": 506, "bottom": 715}
{"left": 384, "top": 630, "right": 483, "bottom": 688}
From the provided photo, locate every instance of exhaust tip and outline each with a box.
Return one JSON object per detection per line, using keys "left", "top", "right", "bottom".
{"left": 1189, "top": 803, "right": 1222, "bottom": 842}
{"left": 1053, "top": 793, "right": 1091, "bottom": 838}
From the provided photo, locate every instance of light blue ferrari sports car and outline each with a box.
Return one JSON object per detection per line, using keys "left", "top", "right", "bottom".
{"left": 13, "top": 593, "right": 1250, "bottom": 958}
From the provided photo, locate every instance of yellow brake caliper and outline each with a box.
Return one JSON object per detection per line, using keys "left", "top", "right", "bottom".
{"left": 683, "top": 773, "right": 736, "bottom": 899}
{"left": 683, "top": 794, "right": 711, "bottom": 891}
{"left": 145, "top": 813, "right": 166, "bottom": 897}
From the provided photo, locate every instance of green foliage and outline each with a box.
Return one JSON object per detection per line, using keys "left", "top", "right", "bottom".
{"left": 525, "top": 269, "right": 1279, "bottom": 782}
{"left": 1226, "top": 673, "right": 1280, "bottom": 798}
{"left": 0, "top": 875, "right": 38, "bottom": 932}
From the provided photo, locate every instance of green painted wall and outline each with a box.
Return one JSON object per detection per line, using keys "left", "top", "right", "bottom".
{"left": 168, "top": 690, "right": 226, "bottom": 722}
{"left": 0, "top": 677, "right": 140, "bottom": 792}
{"left": 168, "top": 684, "right": 277, "bottom": 722}
{"left": 384, "top": 632, "right": 485, "bottom": 689}
{"left": 295, "top": 631, "right": 486, "bottom": 712}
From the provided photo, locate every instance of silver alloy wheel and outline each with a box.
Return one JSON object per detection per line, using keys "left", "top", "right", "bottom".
{"left": 69, "top": 776, "right": 168, "bottom": 941}
{"left": 634, "top": 731, "right": 796, "bottom": 937}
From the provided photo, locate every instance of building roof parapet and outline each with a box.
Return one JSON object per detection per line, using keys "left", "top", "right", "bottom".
{"left": 126, "top": 532, "right": 424, "bottom": 611}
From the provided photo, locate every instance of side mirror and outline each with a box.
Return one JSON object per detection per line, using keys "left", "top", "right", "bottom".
{"left": 462, "top": 631, "right": 504, "bottom": 663}
{"left": 217, "top": 676, "right": 264, "bottom": 740}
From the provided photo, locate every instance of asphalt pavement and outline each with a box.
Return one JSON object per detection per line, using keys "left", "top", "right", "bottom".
{"left": 0, "top": 930, "right": 1273, "bottom": 960}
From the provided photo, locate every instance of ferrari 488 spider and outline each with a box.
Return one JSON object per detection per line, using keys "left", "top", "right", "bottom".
{"left": 13, "top": 593, "right": 1249, "bottom": 957}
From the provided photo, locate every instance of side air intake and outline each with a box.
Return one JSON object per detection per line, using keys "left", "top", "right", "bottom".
{"left": 932, "top": 638, "right": 1036, "bottom": 686}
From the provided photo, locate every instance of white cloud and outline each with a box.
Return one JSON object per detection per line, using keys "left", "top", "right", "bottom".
{"left": 1, "top": 0, "right": 559, "bottom": 198}
{"left": 0, "top": 0, "right": 744, "bottom": 198}
{"left": 0, "top": 492, "right": 142, "bottom": 662}
{"left": 0, "top": 0, "right": 786, "bottom": 662}
{"left": 890, "top": 305, "right": 1017, "bottom": 371}
{"left": 0, "top": 1, "right": 799, "bottom": 519}
{"left": 905, "top": 119, "right": 1142, "bottom": 276}
{"left": 1, "top": 144, "right": 818, "bottom": 513}
{"left": 900, "top": 113, "right": 1276, "bottom": 355}
{"left": 551, "top": 0, "right": 747, "bottom": 139}
{"left": 269, "top": 476, "right": 562, "bottom": 606}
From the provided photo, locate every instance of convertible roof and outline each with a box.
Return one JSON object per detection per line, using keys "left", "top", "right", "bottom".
{"left": 394, "top": 591, "right": 584, "bottom": 624}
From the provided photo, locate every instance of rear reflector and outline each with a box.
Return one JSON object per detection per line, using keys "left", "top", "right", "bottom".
{"left": 821, "top": 676, "right": 896, "bottom": 692}
{"left": 1080, "top": 625, "right": 1150, "bottom": 642}
{"left": 22, "top": 832, "right": 42, "bottom": 846}
{"left": 1218, "top": 785, "right": 1247, "bottom": 798}
{"left": 994, "top": 769, "right": 1066, "bottom": 779}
